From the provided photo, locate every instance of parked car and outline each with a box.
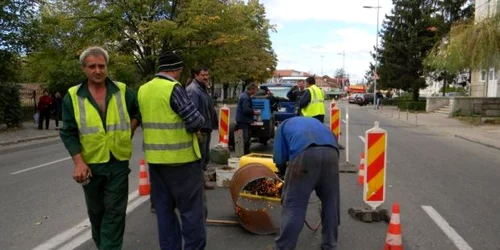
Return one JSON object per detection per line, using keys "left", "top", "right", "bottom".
{"left": 348, "top": 94, "right": 363, "bottom": 104}
{"left": 355, "top": 93, "right": 375, "bottom": 106}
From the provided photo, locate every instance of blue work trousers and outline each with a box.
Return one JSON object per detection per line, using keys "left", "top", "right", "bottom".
{"left": 276, "top": 146, "right": 340, "bottom": 250}
{"left": 149, "top": 161, "right": 207, "bottom": 250}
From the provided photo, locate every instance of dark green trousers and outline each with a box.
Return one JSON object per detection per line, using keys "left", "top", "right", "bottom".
{"left": 83, "top": 161, "right": 130, "bottom": 250}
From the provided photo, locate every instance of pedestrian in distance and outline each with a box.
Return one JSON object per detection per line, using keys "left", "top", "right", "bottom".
{"left": 138, "top": 51, "right": 207, "bottom": 250}
{"left": 235, "top": 83, "right": 260, "bottom": 155}
{"left": 376, "top": 90, "right": 383, "bottom": 109}
{"left": 59, "top": 46, "right": 141, "bottom": 249}
{"left": 273, "top": 116, "right": 340, "bottom": 250}
{"left": 298, "top": 76, "right": 326, "bottom": 123}
{"left": 37, "top": 90, "right": 53, "bottom": 130}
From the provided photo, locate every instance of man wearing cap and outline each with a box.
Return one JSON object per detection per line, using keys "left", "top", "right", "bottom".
{"left": 273, "top": 116, "right": 340, "bottom": 250}
{"left": 299, "top": 77, "right": 326, "bottom": 122}
{"left": 138, "top": 52, "right": 206, "bottom": 250}
{"left": 59, "top": 46, "right": 141, "bottom": 249}
{"left": 186, "top": 66, "right": 217, "bottom": 190}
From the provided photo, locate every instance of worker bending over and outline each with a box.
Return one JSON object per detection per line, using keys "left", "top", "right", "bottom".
{"left": 273, "top": 116, "right": 340, "bottom": 250}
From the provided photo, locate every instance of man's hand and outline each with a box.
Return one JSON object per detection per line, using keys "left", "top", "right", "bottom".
{"left": 196, "top": 131, "right": 203, "bottom": 141}
{"left": 72, "top": 154, "right": 92, "bottom": 183}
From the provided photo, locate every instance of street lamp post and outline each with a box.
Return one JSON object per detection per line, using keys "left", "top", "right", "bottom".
{"left": 363, "top": 0, "right": 381, "bottom": 109}
{"left": 337, "top": 51, "right": 346, "bottom": 89}
{"left": 321, "top": 55, "right": 324, "bottom": 76}
{"left": 321, "top": 55, "right": 324, "bottom": 85}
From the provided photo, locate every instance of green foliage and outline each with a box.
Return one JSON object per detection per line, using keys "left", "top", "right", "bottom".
{"left": 397, "top": 100, "right": 426, "bottom": 111}
{"left": 21, "top": 0, "right": 277, "bottom": 91}
{"left": 0, "top": 82, "right": 23, "bottom": 127}
{"left": 0, "top": 49, "right": 23, "bottom": 127}
{"left": 376, "top": 0, "right": 442, "bottom": 100}
{"left": 440, "top": 86, "right": 465, "bottom": 93}
{"left": 334, "top": 68, "right": 345, "bottom": 79}
{"left": 426, "top": 12, "right": 500, "bottom": 72}
{"left": 381, "top": 99, "right": 399, "bottom": 106}
{"left": 373, "top": 0, "right": 474, "bottom": 101}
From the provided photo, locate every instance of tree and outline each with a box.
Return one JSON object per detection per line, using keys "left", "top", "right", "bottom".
{"left": 23, "top": 0, "right": 276, "bottom": 94}
{"left": 423, "top": 0, "right": 475, "bottom": 96}
{"left": 425, "top": 2, "right": 500, "bottom": 74}
{"left": 375, "top": 0, "right": 442, "bottom": 101}
{"left": 334, "top": 68, "right": 345, "bottom": 79}
{"left": 0, "top": 0, "right": 40, "bottom": 127}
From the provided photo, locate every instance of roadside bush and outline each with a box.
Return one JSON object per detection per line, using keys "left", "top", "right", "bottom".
{"left": 397, "top": 101, "right": 426, "bottom": 111}
{"left": 381, "top": 99, "right": 399, "bottom": 106}
{"left": 0, "top": 83, "right": 23, "bottom": 127}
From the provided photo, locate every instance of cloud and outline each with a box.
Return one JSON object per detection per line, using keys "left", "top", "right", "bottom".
{"left": 274, "top": 28, "right": 375, "bottom": 82}
{"left": 263, "top": 0, "right": 393, "bottom": 25}
{"left": 302, "top": 28, "right": 376, "bottom": 54}
{"left": 262, "top": 0, "right": 393, "bottom": 83}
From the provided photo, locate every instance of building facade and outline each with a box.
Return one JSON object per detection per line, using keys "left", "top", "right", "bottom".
{"left": 470, "top": 0, "right": 500, "bottom": 97}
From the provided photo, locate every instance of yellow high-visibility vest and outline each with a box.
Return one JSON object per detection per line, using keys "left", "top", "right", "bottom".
{"left": 68, "top": 82, "right": 132, "bottom": 163}
{"left": 302, "top": 85, "right": 325, "bottom": 117}
{"left": 138, "top": 77, "right": 201, "bottom": 164}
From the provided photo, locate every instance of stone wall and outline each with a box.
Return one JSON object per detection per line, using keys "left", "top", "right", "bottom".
{"left": 426, "top": 97, "right": 450, "bottom": 112}
{"left": 450, "top": 97, "right": 500, "bottom": 116}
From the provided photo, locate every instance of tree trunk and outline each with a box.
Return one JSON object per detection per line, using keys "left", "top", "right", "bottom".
{"left": 223, "top": 83, "right": 229, "bottom": 100}
{"left": 412, "top": 88, "right": 419, "bottom": 102}
{"left": 442, "top": 72, "right": 447, "bottom": 97}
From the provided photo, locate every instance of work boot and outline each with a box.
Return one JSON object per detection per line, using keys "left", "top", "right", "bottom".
{"left": 204, "top": 181, "right": 215, "bottom": 190}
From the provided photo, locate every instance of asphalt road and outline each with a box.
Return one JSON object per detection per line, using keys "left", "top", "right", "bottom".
{"left": 1, "top": 102, "right": 499, "bottom": 250}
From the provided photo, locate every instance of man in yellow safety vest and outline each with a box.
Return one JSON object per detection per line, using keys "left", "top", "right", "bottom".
{"left": 298, "top": 76, "right": 326, "bottom": 123}
{"left": 138, "top": 51, "right": 206, "bottom": 250}
{"left": 59, "top": 46, "right": 141, "bottom": 249}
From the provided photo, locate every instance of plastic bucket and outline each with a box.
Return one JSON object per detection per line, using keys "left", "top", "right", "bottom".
{"left": 228, "top": 157, "right": 240, "bottom": 169}
{"left": 216, "top": 166, "right": 236, "bottom": 188}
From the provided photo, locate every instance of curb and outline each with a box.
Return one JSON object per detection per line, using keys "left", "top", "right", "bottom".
{"left": 453, "top": 134, "right": 500, "bottom": 151}
{"left": 0, "top": 134, "right": 60, "bottom": 147}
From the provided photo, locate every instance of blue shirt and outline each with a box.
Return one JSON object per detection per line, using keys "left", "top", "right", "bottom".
{"left": 273, "top": 117, "right": 338, "bottom": 167}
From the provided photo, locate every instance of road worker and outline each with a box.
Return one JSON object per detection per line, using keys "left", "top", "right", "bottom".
{"left": 59, "top": 46, "right": 141, "bottom": 249}
{"left": 298, "top": 76, "right": 326, "bottom": 123}
{"left": 273, "top": 116, "right": 340, "bottom": 250}
{"left": 138, "top": 51, "right": 206, "bottom": 250}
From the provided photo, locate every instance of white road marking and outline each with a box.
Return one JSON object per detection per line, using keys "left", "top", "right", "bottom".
{"left": 342, "top": 119, "right": 347, "bottom": 124}
{"left": 358, "top": 135, "right": 366, "bottom": 143}
{"left": 33, "top": 191, "right": 150, "bottom": 250}
{"left": 421, "top": 205, "right": 473, "bottom": 250}
{"left": 10, "top": 157, "right": 71, "bottom": 175}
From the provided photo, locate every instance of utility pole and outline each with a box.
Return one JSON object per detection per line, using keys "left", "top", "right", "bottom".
{"left": 337, "top": 51, "right": 346, "bottom": 89}
{"left": 321, "top": 55, "right": 324, "bottom": 86}
{"left": 363, "top": 0, "right": 381, "bottom": 109}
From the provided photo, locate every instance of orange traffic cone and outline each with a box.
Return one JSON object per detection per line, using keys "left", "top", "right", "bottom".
{"left": 138, "top": 159, "right": 151, "bottom": 196}
{"left": 384, "top": 203, "right": 403, "bottom": 250}
{"left": 357, "top": 153, "right": 365, "bottom": 186}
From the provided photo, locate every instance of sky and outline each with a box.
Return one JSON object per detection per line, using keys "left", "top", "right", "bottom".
{"left": 260, "top": 0, "right": 394, "bottom": 83}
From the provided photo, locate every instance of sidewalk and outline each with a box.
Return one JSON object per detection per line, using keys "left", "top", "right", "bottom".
{"left": 0, "top": 121, "right": 60, "bottom": 146}
{"left": 0, "top": 103, "right": 235, "bottom": 147}
{"left": 372, "top": 106, "right": 500, "bottom": 150}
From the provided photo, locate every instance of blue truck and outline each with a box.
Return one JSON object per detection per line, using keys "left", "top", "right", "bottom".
{"left": 228, "top": 83, "right": 297, "bottom": 148}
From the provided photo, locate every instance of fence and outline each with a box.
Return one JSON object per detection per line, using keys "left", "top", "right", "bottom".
{"left": 19, "top": 88, "right": 43, "bottom": 121}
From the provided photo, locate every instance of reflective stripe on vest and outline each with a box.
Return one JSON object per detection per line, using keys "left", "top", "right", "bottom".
{"left": 77, "top": 90, "right": 130, "bottom": 134}
{"left": 69, "top": 82, "right": 132, "bottom": 163}
{"left": 302, "top": 85, "right": 325, "bottom": 117}
{"left": 138, "top": 77, "right": 201, "bottom": 164}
